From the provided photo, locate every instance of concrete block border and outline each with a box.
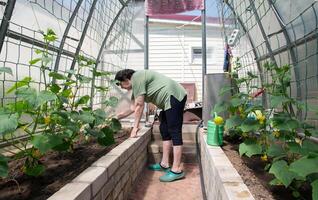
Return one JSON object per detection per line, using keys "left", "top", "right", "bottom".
{"left": 48, "top": 127, "right": 152, "bottom": 200}
{"left": 200, "top": 129, "right": 255, "bottom": 200}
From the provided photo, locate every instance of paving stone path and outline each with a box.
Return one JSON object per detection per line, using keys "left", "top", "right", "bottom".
{"left": 128, "top": 163, "right": 203, "bottom": 200}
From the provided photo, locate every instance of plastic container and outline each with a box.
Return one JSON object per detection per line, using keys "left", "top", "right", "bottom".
{"left": 207, "top": 120, "right": 224, "bottom": 146}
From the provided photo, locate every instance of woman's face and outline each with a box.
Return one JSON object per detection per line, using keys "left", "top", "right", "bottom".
{"left": 118, "top": 79, "right": 132, "bottom": 90}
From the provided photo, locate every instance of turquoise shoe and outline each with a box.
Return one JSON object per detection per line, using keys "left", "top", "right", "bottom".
{"left": 159, "top": 170, "right": 185, "bottom": 182}
{"left": 148, "top": 163, "right": 170, "bottom": 172}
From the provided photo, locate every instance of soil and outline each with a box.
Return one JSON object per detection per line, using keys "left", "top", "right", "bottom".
{"left": 222, "top": 136, "right": 312, "bottom": 200}
{"left": 0, "top": 129, "right": 130, "bottom": 200}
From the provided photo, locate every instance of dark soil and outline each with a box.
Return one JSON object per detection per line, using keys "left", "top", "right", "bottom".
{"left": 0, "top": 129, "right": 130, "bottom": 200}
{"left": 222, "top": 137, "right": 312, "bottom": 200}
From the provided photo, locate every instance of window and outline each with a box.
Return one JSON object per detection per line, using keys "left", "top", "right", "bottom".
{"left": 190, "top": 47, "right": 213, "bottom": 64}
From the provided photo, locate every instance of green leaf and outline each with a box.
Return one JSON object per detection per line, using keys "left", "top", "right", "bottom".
{"left": 287, "top": 142, "right": 302, "bottom": 154}
{"left": 75, "top": 95, "right": 90, "bottom": 107}
{"left": 52, "top": 140, "right": 72, "bottom": 152}
{"left": 0, "top": 67, "right": 13, "bottom": 75}
{"left": 44, "top": 33, "right": 57, "bottom": 42}
{"left": 289, "top": 156, "right": 318, "bottom": 178}
{"left": 6, "top": 77, "right": 32, "bottom": 94}
{"left": 50, "top": 84, "right": 61, "bottom": 94}
{"left": 240, "top": 118, "right": 261, "bottom": 132}
{"left": 16, "top": 89, "right": 57, "bottom": 108}
{"left": 42, "top": 55, "right": 52, "bottom": 66}
{"left": 94, "top": 86, "right": 109, "bottom": 92}
{"left": 0, "top": 154, "right": 9, "bottom": 178}
{"left": 302, "top": 140, "right": 318, "bottom": 154}
{"left": 92, "top": 70, "right": 111, "bottom": 77}
{"left": 270, "top": 95, "right": 290, "bottom": 108}
{"left": 76, "top": 74, "right": 92, "bottom": 83}
{"left": 5, "top": 101, "right": 29, "bottom": 113}
{"left": 110, "top": 118, "right": 122, "bottom": 132}
{"left": 267, "top": 144, "right": 286, "bottom": 157}
{"left": 74, "top": 111, "right": 95, "bottom": 124}
{"left": 239, "top": 140, "right": 262, "bottom": 157}
{"left": 271, "top": 116, "right": 300, "bottom": 131}
{"left": 31, "top": 134, "right": 64, "bottom": 154}
{"left": 225, "top": 115, "right": 243, "bottom": 130}
{"left": 212, "top": 101, "right": 229, "bottom": 114}
{"left": 64, "top": 80, "right": 76, "bottom": 86}
{"left": 35, "top": 49, "right": 43, "bottom": 54}
{"left": 244, "top": 105, "right": 263, "bottom": 113}
{"left": 0, "top": 113, "right": 18, "bottom": 135}
{"left": 103, "top": 96, "right": 118, "bottom": 108}
{"left": 29, "top": 58, "right": 41, "bottom": 65}
{"left": 49, "top": 72, "right": 68, "bottom": 80}
{"left": 269, "top": 160, "right": 297, "bottom": 187}
{"left": 24, "top": 164, "right": 45, "bottom": 176}
{"left": 269, "top": 178, "right": 283, "bottom": 186}
{"left": 36, "top": 90, "right": 58, "bottom": 107}
{"left": 312, "top": 180, "right": 318, "bottom": 200}
{"left": 97, "top": 127, "right": 115, "bottom": 146}
{"left": 86, "top": 129, "right": 103, "bottom": 137}
{"left": 94, "top": 109, "right": 107, "bottom": 119}
{"left": 247, "top": 71, "right": 258, "bottom": 79}
{"left": 16, "top": 87, "right": 37, "bottom": 106}
{"left": 230, "top": 97, "right": 245, "bottom": 107}
{"left": 60, "top": 89, "right": 72, "bottom": 98}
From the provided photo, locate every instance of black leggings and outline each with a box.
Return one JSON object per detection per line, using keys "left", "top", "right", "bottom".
{"left": 159, "top": 95, "right": 187, "bottom": 146}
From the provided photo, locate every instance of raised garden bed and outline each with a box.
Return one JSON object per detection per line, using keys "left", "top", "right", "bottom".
{"left": 0, "top": 129, "right": 132, "bottom": 200}
{"left": 222, "top": 137, "right": 312, "bottom": 200}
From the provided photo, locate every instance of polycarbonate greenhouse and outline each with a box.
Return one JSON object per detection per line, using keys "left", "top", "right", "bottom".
{"left": 0, "top": 0, "right": 317, "bottom": 200}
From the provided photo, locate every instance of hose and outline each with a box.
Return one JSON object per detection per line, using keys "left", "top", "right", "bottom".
{"left": 195, "top": 120, "right": 207, "bottom": 200}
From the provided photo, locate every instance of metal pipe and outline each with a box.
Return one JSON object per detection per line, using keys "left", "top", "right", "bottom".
{"left": 53, "top": 0, "right": 84, "bottom": 77}
{"left": 144, "top": 10, "right": 150, "bottom": 124}
{"left": 6, "top": 29, "right": 76, "bottom": 58}
{"left": 202, "top": 0, "right": 206, "bottom": 104}
{"left": 90, "top": 1, "right": 129, "bottom": 108}
{"left": 67, "top": 0, "right": 98, "bottom": 78}
{"left": 0, "top": 0, "right": 16, "bottom": 53}
{"left": 144, "top": 15, "right": 149, "bottom": 70}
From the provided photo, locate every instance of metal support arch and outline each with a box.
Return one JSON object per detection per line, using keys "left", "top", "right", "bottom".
{"left": 90, "top": 0, "right": 130, "bottom": 108}
{"left": 0, "top": 0, "right": 17, "bottom": 53}
{"left": 248, "top": 0, "right": 277, "bottom": 65}
{"left": 67, "top": 0, "right": 99, "bottom": 79}
{"left": 53, "top": 0, "right": 84, "bottom": 79}
{"left": 226, "top": 2, "right": 266, "bottom": 106}
{"left": 267, "top": 0, "right": 302, "bottom": 118}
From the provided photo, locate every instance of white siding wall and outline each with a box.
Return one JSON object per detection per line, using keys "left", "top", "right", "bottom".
{"left": 127, "top": 19, "right": 224, "bottom": 101}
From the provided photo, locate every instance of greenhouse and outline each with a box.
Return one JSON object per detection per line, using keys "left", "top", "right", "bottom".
{"left": 0, "top": 0, "right": 318, "bottom": 199}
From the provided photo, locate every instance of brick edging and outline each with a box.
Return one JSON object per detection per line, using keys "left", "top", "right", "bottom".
{"left": 48, "top": 127, "right": 152, "bottom": 200}
{"left": 200, "top": 129, "right": 255, "bottom": 200}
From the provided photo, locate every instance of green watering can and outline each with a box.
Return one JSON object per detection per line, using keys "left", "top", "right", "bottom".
{"left": 207, "top": 113, "right": 224, "bottom": 146}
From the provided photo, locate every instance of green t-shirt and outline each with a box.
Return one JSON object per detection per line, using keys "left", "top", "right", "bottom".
{"left": 131, "top": 70, "right": 187, "bottom": 110}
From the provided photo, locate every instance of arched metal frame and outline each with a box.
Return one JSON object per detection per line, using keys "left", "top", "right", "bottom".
{"left": 67, "top": 0, "right": 99, "bottom": 79}
{"left": 223, "top": 0, "right": 318, "bottom": 123}
{"left": 90, "top": 0, "right": 130, "bottom": 107}
{"left": 0, "top": 0, "right": 16, "bottom": 53}
{"left": 53, "top": 0, "right": 84, "bottom": 78}
{"left": 267, "top": 0, "right": 301, "bottom": 118}
{"left": 225, "top": 2, "right": 267, "bottom": 106}
{"left": 248, "top": 0, "right": 277, "bottom": 65}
